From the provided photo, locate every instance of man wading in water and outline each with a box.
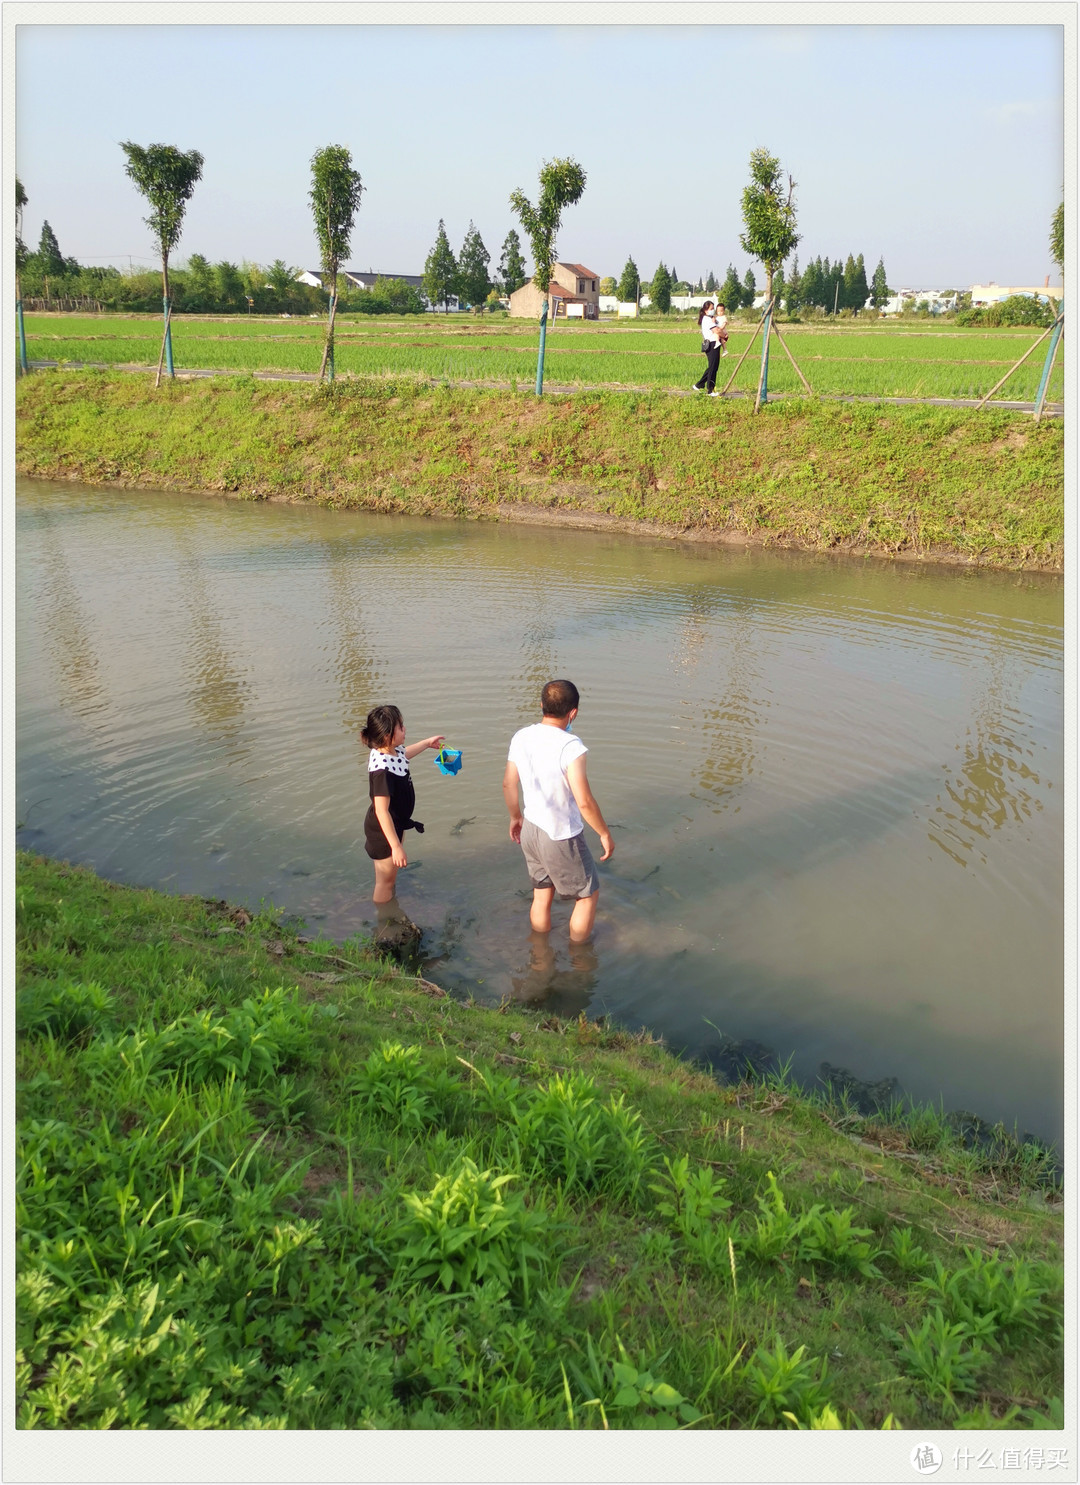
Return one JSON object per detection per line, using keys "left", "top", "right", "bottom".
{"left": 503, "top": 679, "right": 614, "bottom": 943}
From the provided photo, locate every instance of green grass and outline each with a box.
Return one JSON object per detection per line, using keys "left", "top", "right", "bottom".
{"left": 22, "top": 312, "right": 1065, "bottom": 403}
{"left": 15, "top": 370, "right": 1064, "bottom": 569}
{"left": 15, "top": 850, "right": 1063, "bottom": 1430}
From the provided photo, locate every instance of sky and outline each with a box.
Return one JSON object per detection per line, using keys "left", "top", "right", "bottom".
{"left": 15, "top": 19, "right": 1065, "bottom": 291}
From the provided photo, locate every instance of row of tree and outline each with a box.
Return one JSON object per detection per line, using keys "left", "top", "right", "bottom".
{"left": 422, "top": 222, "right": 527, "bottom": 312}
{"left": 600, "top": 251, "right": 892, "bottom": 316}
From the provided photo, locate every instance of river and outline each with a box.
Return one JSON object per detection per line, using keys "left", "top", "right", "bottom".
{"left": 15, "top": 478, "right": 1065, "bottom": 1143}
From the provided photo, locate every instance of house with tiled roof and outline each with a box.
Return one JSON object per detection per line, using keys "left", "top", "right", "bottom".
{"left": 509, "top": 260, "right": 600, "bottom": 319}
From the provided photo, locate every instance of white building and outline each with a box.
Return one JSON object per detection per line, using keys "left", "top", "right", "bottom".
{"left": 296, "top": 269, "right": 461, "bottom": 311}
{"left": 970, "top": 282, "right": 1063, "bottom": 307}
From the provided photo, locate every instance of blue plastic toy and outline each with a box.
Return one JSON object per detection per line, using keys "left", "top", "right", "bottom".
{"left": 434, "top": 748, "right": 463, "bottom": 776}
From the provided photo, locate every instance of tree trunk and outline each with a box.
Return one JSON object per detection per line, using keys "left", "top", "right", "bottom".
{"left": 155, "top": 253, "right": 173, "bottom": 388}
{"left": 319, "top": 274, "right": 338, "bottom": 381}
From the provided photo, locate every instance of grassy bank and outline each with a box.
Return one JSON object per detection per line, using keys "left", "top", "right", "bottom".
{"left": 16, "top": 850, "right": 1063, "bottom": 1430}
{"left": 21, "top": 312, "right": 1065, "bottom": 402}
{"left": 15, "top": 371, "right": 1064, "bottom": 569}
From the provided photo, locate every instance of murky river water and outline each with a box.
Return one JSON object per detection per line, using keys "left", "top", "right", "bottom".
{"left": 16, "top": 478, "right": 1064, "bottom": 1142}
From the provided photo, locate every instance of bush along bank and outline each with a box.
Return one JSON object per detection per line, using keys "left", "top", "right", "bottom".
{"left": 15, "top": 370, "right": 1064, "bottom": 571}
{"left": 15, "top": 850, "right": 1063, "bottom": 1430}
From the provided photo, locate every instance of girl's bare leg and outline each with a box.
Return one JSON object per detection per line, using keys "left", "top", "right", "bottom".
{"left": 530, "top": 885, "right": 555, "bottom": 933}
{"left": 373, "top": 858, "right": 398, "bottom": 904}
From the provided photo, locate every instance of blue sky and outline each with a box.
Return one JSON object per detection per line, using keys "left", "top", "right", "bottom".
{"left": 16, "top": 21, "right": 1064, "bottom": 289}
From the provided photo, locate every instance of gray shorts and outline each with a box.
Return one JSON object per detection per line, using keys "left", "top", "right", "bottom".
{"left": 520, "top": 818, "right": 600, "bottom": 899}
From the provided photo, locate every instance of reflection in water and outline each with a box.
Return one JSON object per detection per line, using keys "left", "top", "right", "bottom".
{"left": 323, "top": 541, "right": 383, "bottom": 737}
{"left": 173, "top": 535, "right": 250, "bottom": 752}
{"left": 509, "top": 931, "right": 599, "bottom": 1018}
{"left": 34, "top": 511, "right": 108, "bottom": 723}
{"left": 927, "top": 650, "right": 1045, "bottom": 868}
{"left": 692, "top": 602, "right": 763, "bottom": 813}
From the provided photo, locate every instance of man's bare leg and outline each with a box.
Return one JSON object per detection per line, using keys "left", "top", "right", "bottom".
{"left": 568, "top": 890, "right": 599, "bottom": 943}
{"left": 530, "top": 885, "right": 555, "bottom": 934}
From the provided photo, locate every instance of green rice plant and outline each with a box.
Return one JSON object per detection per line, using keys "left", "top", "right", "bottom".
{"left": 740, "top": 1337, "right": 832, "bottom": 1427}
{"left": 888, "top": 1307, "right": 990, "bottom": 1411}
{"left": 17, "top": 977, "right": 116, "bottom": 1042}
{"left": 512, "top": 1073, "right": 655, "bottom": 1199}
{"left": 389, "top": 1157, "right": 553, "bottom": 1302}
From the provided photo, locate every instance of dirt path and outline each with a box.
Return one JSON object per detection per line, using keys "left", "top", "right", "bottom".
{"left": 22, "top": 359, "right": 1063, "bottom": 416}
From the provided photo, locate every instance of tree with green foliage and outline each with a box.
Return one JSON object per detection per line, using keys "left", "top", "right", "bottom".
{"left": 772, "top": 267, "right": 786, "bottom": 311}
{"left": 37, "top": 221, "right": 66, "bottom": 279}
{"left": 599, "top": 276, "right": 616, "bottom": 296}
{"left": 497, "top": 229, "right": 528, "bottom": 295}
{"left": 739, "top": 147, "right": 800, "bottom": 306}
{"left": 120, "top": 140, "right": 204, "bottom": 383}
{"left": 16, "top": 177, "right": 29, "bottom": 372}
{"left": 457, "top": 221, "right": 491, "bottom": 313}
{"left": 705, "top": 269, "right": 717, "bottom": 294}
{"left": 183, "top": 253, "right": 216, "bottom": 310}
{"left": 423, "top": 220, "right": 458, "bottom": 312}
{"left": 784, "top": 255, "right": 802, "bottom": 314}
{"left": 214, "top": 261, "right": 246, "bottom": 311}
{"left": 649, "top": 262, "right": 672, "bottom": 313}
{"left": 267, "top": 259, "right": 297, "bottom": 294}
{"left": 618, "top": 256, "right": 640, "bottom": 303}
{"left": 308, "top": 144, "right": 364, "bottom": 381}
{"left": 16, "top": 177, "right": 28, "bottom": 274}
{"left": 719, "top": 264, "right": 742, "bottom": 311}
{"left": 510, "top": 156, "right": 587, "bottom": 297}
{"left": 742, "top": 267, "right": 757, "bottom": 308}
{"left": 1050, "top": 201, "right": 1063, "bottom": 272}
{"left": 850, "top": 253, "right": 869, "bottom": 314}
{"left": 510, "top": 156, "right": 587, "bottom": 395}
{"left": 870, "top": 258, "right": 892, "bottom": 310}
{"left": 800, "top": 257, "right": 821, "bottom": 310}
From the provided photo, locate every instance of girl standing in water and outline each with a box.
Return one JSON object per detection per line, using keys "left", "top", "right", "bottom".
{"left": 362, "top": 705, "right": 445, "bottom": 903}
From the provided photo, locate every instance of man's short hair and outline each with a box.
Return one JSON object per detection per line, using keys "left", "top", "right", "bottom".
{"left": 541, "top": 679, "right": 580, "bottom": 717}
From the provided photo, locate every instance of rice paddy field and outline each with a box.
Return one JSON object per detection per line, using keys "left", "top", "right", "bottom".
{"left": 22, "top": 313, "right": 1064, "bottom": 404}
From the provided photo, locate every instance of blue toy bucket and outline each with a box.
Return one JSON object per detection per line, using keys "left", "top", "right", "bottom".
{"left": 434, "top": 748, "right": 463, "bottom": 776}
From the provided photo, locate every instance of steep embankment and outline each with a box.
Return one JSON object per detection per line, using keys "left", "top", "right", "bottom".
{"left": 15, "top": 370, "right": 1064, "bottom": 569}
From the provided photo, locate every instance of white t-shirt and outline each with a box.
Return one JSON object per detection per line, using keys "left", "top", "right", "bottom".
{"left": 714, "top": 311, "right": 727, "bottom": 332}
{"left": 700, "top": 313, "right": 718, "bottom": 342}
{"left": 508, "top": 722, "right": 588, "bottom": 840}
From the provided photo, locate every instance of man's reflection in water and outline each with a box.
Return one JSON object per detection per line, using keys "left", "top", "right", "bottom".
{"left": 509, "top": 929, "right": 600, "bottom": 1018}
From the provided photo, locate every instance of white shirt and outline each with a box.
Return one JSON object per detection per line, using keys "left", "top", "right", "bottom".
{"left": 714, "top": 311, "right": 727, "bottom": 332}
{"left": 508, "top": 723, "right": 588, "bottom": 840}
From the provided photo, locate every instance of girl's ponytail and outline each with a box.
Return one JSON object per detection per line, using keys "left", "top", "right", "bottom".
{"left": 697, "top": 300, "right": 715, "bottom": 327}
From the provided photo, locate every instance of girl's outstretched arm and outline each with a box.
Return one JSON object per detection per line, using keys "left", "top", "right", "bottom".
{"left": 404, "top": 734, "right": 446, "bottom": 761}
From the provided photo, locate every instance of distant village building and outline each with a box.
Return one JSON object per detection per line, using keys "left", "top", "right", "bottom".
{"left": 970, "top": 281, "right": 1063, "bottom": 307}
{"left": 509, "top": 261, "right": 600, "bottom": 319}
{"left": 296, "top": 269, "right": 460, "bottom": 311}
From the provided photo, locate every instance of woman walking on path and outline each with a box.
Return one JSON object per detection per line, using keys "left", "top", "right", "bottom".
{"left": 362, "top": 704, "right": 445, "bottom": 904}
{"left": 693, "top": 300, "right": 721, "bottom": 396}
